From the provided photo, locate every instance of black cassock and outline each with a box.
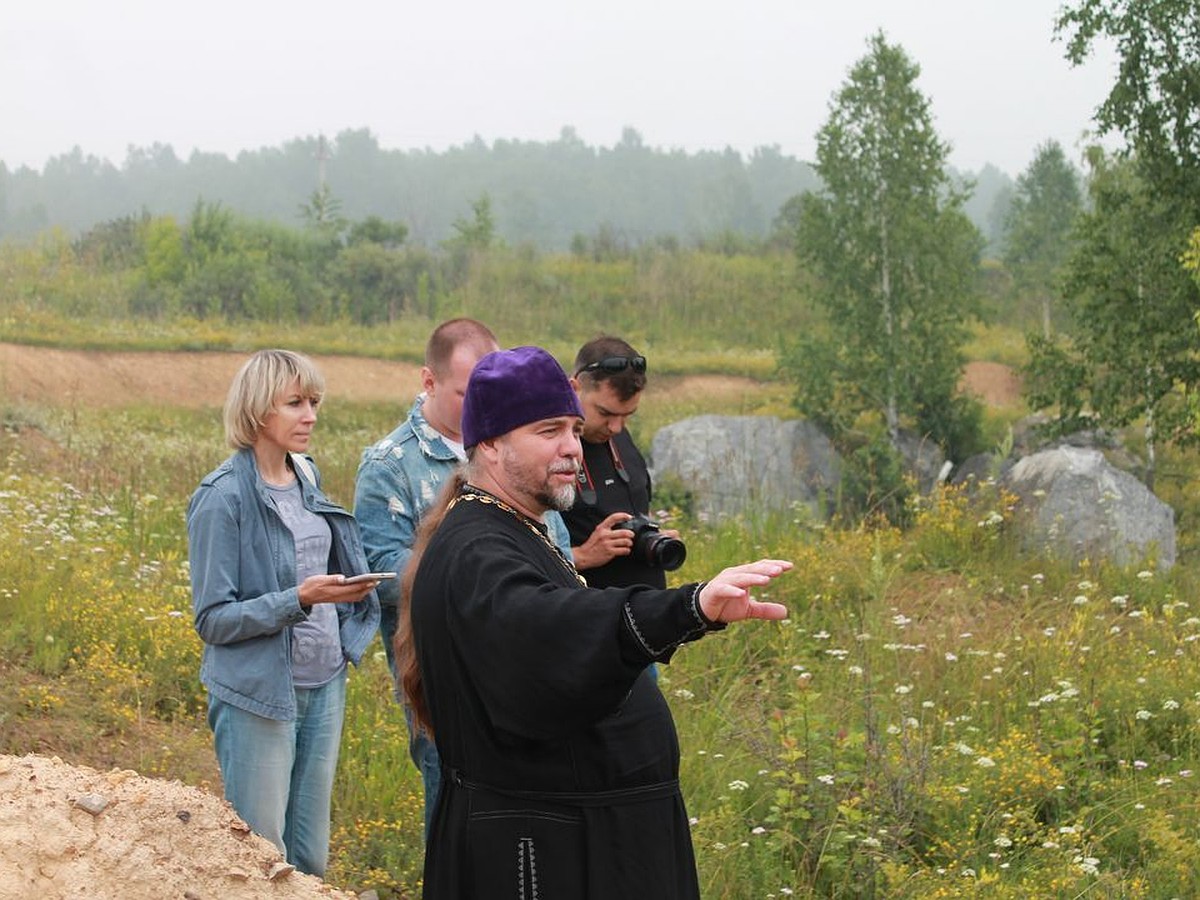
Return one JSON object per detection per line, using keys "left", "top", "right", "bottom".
{"left": 411, "top": 487, "right": 721, "bottom": 899}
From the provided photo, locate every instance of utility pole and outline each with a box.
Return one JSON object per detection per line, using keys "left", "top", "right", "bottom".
{"left": 315, "top": 134, "right": 331, "bottom": 193}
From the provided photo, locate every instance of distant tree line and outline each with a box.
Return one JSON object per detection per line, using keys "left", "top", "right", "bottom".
{"left": 0, "top": 126, "right": 1017, "bottom": 253}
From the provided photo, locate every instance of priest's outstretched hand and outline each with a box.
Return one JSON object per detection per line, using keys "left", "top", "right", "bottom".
{"left": 697, "top": 559, "right": 791, "bottom": 624}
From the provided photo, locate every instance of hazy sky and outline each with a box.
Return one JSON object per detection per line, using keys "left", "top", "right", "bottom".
{"left": 2, "top": 0, "right": 1117, "bottom": 178}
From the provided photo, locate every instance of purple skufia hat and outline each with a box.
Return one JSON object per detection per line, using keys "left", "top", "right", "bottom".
{"left": 461, "top": 346, "right": 584, "bottom": 448}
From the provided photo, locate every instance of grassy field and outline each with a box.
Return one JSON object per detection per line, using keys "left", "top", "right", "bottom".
{"left": 3, "top": 333, "right": 1200, "bottom": 898}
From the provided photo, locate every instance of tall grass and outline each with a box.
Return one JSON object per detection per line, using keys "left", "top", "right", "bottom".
{"left": 4, "top": 394, "right": 1200, "bottom": 898}
{"left": 0, "top": 241, "right": 802, "bottom": 380}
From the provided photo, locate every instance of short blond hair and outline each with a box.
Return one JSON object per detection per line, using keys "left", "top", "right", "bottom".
{"left": 223, "top": 349, "right": 326, "bottom": 449}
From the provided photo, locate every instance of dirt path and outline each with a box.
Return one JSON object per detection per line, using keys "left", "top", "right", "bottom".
{"left": 0, "top": 343, "right": 1022, "bottom": 409}
{"left": 0, "top": 343, "right": 421, "bottom": 408}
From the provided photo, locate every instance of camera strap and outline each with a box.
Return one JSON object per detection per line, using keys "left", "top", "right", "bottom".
{"left": 576, "top": 438, "right": 629, "bottom": 506}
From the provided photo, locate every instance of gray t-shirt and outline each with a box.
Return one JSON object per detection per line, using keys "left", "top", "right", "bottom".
{"left": 266, "top": 480, "right": 346, "bottom": 688}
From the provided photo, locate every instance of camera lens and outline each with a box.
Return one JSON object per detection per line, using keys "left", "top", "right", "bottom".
{"left": 649, "top": 534, "right": 687, "bottom": 571}
{"left": 616, "top": 515, "right": 687, "bottom": 571}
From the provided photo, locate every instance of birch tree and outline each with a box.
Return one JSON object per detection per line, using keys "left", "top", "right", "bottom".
{"left": 1002, "top": 141, "right": 1083, "bottom": 337}
{"left": 1025, "top": 151, "right": 1200, "bottom": 491}
{"left": 783, "top": 33, "right": 982, "bottom": 462}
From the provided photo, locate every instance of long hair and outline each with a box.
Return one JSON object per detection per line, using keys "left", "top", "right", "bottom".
{"left": 396, "top": 467, "right": 470, "bottom": 737}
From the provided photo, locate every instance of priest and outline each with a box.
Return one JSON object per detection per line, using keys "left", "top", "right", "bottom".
{"left": 396, "top": 345, "right": 791, "bottom": 899}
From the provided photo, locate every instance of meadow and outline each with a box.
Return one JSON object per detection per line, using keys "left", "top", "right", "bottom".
{"left": 3, "top": 349, "right": 1200, "bottom": 900}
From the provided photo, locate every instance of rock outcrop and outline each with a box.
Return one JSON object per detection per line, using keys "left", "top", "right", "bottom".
{"left": 1002, "top": 446, "right": 1175, "bottom": 570}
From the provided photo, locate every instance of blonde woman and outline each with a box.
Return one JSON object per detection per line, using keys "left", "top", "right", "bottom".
{"left": 187, "top": 349, "right": 380, "bottom": 876}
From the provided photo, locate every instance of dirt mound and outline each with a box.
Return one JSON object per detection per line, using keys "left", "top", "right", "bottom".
{"left": 0, "top": 754, "right": 356, "bottom": 900}
{"left": 960, "top": 359, "right": 1023, "bottom": 408}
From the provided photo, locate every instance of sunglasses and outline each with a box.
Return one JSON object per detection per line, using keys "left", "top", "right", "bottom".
{"left": 576, "top": 355, "right": 647, "bottom": 375}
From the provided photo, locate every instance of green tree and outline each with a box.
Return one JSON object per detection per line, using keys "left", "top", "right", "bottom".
{"left": 1050, "top": 1, "right": 1200, "bottom": 490}
{"left": 450, "top": 193, "right": 496, "bottom": 250}
{"left": 141, "top": 216, "right": 185, "bottom": 288}
{"left": 129, "top": 215, "right": 186, "bottom": 317}
{"left": 781, "top": 33, "right": 983, "bottom": 467}
{"left": 1057, "top": 0, "right": 1200, "bottom": 199}
{"left": 328, "top": 243, "right": 412, "bottom": 324}
{"left": 1024, "top": 150, "right": 1200, "bottom": 490}
{"left": 1002, "top": 140, "right": 1083, "bottom": 337}
{"left": 184, "top": 200, "right": 237, "bottom": 267}
{"left": 72, "top": 212, "right": 149, "bottom": 270}
{"left": 443, "top": 193, "right": 498, "bottom": 285}
{"left": 299, "top": 184, "right": 348, "bottom": 241}
{"left": 346, "top": 215, "right": 408, "bottom": 249}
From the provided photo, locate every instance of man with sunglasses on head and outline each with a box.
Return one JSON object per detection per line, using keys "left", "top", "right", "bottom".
{"left": 564, "top": 335, "right": 679, "bottom": 592}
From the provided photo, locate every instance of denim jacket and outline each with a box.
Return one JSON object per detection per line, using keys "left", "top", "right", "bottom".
{"left": 188, "top": 448, "right": 380, "bottom": 720}
{"left": 354, "top": 395, "right": 573, "bottom": 615}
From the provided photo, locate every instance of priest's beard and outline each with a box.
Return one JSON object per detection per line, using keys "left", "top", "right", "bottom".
{"left": 541, "top": 479, "right": 577, "bottom": 512}
{"left": 499, "top": 447, "right": 579, "bottom": 513}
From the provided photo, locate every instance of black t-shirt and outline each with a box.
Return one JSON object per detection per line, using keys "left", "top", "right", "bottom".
{"left": 562, "top": 429, "right": 666, "bottom": 590}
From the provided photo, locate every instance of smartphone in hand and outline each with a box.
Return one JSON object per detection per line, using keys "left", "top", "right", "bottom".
{"left": 342, "top": 572, "right": 398, "bottom": 584}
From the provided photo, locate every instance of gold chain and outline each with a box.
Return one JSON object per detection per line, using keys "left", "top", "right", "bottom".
{"left": 452, "top": 488, "right": 587, "bottom": 586}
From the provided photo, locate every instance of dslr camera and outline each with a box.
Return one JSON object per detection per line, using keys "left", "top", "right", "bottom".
{"left": 614, "top": 514, "right": 687, "bottom": 571}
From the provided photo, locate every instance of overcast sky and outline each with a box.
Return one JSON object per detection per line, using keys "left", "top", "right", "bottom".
{"left": 1, "top": 0, "right": 1117, "bottom": 178}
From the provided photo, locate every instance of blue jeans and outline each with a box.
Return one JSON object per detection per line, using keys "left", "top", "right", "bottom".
{"left": 208, "top": 669, "right": 346, "bottom": 876}
{"left": 404, "top": 704, "right": 442, "bottom": 838}
{"left": 382, "top": 606, "right": 440, "bottom": 838}
{"left": 379, "top": 596, "right": 399, "bottom": 674}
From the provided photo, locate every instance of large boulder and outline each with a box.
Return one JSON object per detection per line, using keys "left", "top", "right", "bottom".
{"left": 649, "top": 415, "right": 839, "bottom": 521}
{"left": 1002, "top": 445, "right": 1175, "bottom": 570}
{"left": 895, "top": 429, "right": 948, "bottom": 493}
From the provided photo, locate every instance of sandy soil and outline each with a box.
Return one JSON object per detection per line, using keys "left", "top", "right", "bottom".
{"left": 0, "top": 342, "right": 1023, "bottom": 409}
{"left": 0, "top": 754, "right": 355, "bottom": 900}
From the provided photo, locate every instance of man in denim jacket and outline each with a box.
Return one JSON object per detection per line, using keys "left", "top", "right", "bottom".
{"left": 354, "top": 319, "right": 572, "bottom": 834}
